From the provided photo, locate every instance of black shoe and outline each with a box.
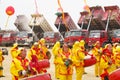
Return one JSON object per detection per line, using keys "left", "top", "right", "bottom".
{"left": 83, "top": 72, "right": 87, "bottom": 74}
{"left": 0, "top": 75, "right": 5, "bottom": 77}
{"left": 56, "top": 78, "right": 59, "bottom": 79}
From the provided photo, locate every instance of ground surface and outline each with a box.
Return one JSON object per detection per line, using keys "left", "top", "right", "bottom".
{"left": 0, "top": 47, "right": 101, "bottom": 80}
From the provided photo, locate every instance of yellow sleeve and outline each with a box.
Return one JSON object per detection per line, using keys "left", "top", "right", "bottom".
{"left": 10, "top": 58, "right": 24, "bottom": 77}
{"left": 100, "top": 57, "right": 109, "bottom": 69}
{"left": 57, "top": 57, "right": 64, "bottom": 65}
{"left": 27, "top": 50, "right": 33, "bottom": 61}
{"left": 43, "top": 46, "right": 48, "bottom": 54}
{"left": 77, "top": 51, "right": 85, "bottom": 60}
{"left": 0, "top": 50, "right": 2, "bottom": 55}
{"left": 92, "top": 49, "right": 96, "bottom": 55}
{"left": 0, "top": 50, "right": 3, "bottom": 62}
{"left": 92, "top": 48, "right": 99, "bottom": 56}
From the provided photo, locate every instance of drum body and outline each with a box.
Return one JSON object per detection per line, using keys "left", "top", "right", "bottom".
{"left": 22, "top": 73, "right": 51, "bottom": 80}
{"left": 38, "top": 59, "right": 50, "bottom": 68}
{"left": 109, "top": 69, "right": 120, "bottom": 80}
{"left": 84, "top": 55, "right": 97, "bottom": 67}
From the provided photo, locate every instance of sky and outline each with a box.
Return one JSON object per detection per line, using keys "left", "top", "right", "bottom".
{"left": 0, "top": 0, "right": 120, "bottom": 31}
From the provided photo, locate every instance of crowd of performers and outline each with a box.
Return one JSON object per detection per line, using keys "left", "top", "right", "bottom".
{"left": 52, "top": 40, "right": 120, "bottom": 80}
{"left": 10, "top": 38, "right": 51, "bottom": 80}
{"left": 0, "top": 38, "right": 120, "bottom": 80}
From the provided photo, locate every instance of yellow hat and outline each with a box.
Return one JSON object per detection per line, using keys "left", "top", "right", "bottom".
{"left": 55, "top": 41, "right": 60, "bottom": 48}
{"left": 104, "top": 44, "right": 109, "bottom": 49}
{"left": 34, "top": 42, "right": 39, "bottom": 46}
{"left": 39, "top": 38, "right": 45, "bottom": 44}
{"left": 17, "top": 48, "right": 24, "bottom": 56}
{"left": 94, "top": 41, "right": 100, "bottom": 46}
{"left": 13, "top": 43, "right": 18, "bottom": 47}
{"left": 79, "top": 40, "right": 85, "bottom": 47}
{"left": 113, "top": 43, "right": 119, "bottom": 47}
{"left": 116, "top": 46, "right": 120, "bottom": 52}
{"left": 74, "top": 41, "right": 80, "bottom": 47}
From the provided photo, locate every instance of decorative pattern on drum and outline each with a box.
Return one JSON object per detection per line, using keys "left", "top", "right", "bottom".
{"left": 109, "top": 69, "right": 120, "bottom": 80}
{"left": 38, "top": 59, "right": 50, "bottom": 68}
{"left": 22, "top": 73, "right": 51, "bottom": 80}
{"left": 84, "top": 56, "right": 97, "bottom": 67}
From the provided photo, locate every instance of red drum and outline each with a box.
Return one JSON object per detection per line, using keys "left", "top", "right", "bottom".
{"left": 84, "top": 55, "right": 97, "bottom": 67}
{"left": 22, "top": 73, "right": 51, "bottom": 80}
{"left": 109, "top": 69, "right": 120, "bottom": 80}
{"left": 38, "top": 59, "right": 50, "bottom": 68}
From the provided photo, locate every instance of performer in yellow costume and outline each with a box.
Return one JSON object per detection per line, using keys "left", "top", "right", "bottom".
{"left": 10, "top": 48, "right": 29, "bottom": 80}
{"left": 0, "top": 48, "right": 4, "bottom": 77}
{"left": 28, "top": 42, "right": 46, "bottom": 60}
{"left": 92, "top": 41, "right": 102, "bottom": 77}
{"left": 38, "top": 38, "right": 48, "bottom": 56}
{"left": 100, "top": 44, "right": 116, "bottom": 80}
{"left": 72, "top": 41, "right": 85, "bottom": 80}
{"left": 58, "top": 43, "right": 73, "bottom": 80}
{"left": 114, "top": 46, "right": 120, "bottom": 68}
{"left": 52, "top": 41, "right": 61, "bottom": 79}
{"left": 10, "top": 43, "right": 19, "bottom": 58}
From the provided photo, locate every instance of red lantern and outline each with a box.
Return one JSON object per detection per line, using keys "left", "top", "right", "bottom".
{"left": 6, "top": 6, "right": 15, "bottom": 16}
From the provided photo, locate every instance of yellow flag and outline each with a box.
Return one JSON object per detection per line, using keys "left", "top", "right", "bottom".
{"left": 57, "top": 0, "right": 68, "bottom": 31}
{"left": 83, "top": 0, "right": 90, "bottom": 13}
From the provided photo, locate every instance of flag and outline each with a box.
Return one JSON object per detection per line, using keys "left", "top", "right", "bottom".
{"left": 83, "top": 0, "right": 90, "bottom": 13}
{"left": 57, "top": 0, "right": 68, "bottom": 31}
{"left": 57, "top": 0, "right": 65, "bottom": 24}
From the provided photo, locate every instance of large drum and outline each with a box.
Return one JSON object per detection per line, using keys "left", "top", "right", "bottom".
{"left": 22, "top": 73, "right": 51, "bottom": 80}
{"left": 84, "top": 55, "right": 97, "bottom": 67}
{"left": 109, "top": 69, "right": 120, "bottom": 80}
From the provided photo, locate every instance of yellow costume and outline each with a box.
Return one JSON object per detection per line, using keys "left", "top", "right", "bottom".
{"left": 28, "top": 42, "right": 46, "bottom": 60}
{"left": 58, "top": 44, "right": 73, "bottom": 80}
{"left": 0, "top": 49, "right": 4, "bottom": 77}
{"left": 72, "top": 41, "right": 85, "bottom": 80}
{"left": 10, "top": 48, "right": 29, "bottom": 80}
{"left": 100, "top": 44, "right": 116, "bottom": 80}
{"left": 39, "top": 38, "right": 48, "bottom": 54}
{"left": 114, "top": 46, "right": 120, "bottom": 68}
{"left": 52, "top": 41, "right": 61, "bottom": 79}
{"left": 10, "top": 43, "right": 18, "bottom": 58}
{"left": 92, "top": 41, "right": 102, "bottom": 76}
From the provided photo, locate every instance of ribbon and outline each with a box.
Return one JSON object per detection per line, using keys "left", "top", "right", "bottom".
{"left": 5, "top": 16, "right": 10, "bottom": 28}
{"left": 34, "top": 0, "right": 39, "bottom": 14}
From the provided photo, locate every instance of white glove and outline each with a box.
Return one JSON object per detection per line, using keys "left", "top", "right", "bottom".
{"left": 27, "top": 65, "right": 31, "bottom": 71}
{"left": 22, "top": 70, "right": 27, "bottom": 76}
{"left": 98, "top": 49, "right": 102, "bottom": 53}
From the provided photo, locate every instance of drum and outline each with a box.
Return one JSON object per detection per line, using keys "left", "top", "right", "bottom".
{"left": 109, "top": 69, "right": 120, "bottom": 80}
{"left": 38, "top": 59, "right": 50, "bottom": 68}
{"left": 22, "top": 73, "right": 51, "bottom": 80}
{"left": 84, "top": 55, "right": 97, "bottom": 67}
